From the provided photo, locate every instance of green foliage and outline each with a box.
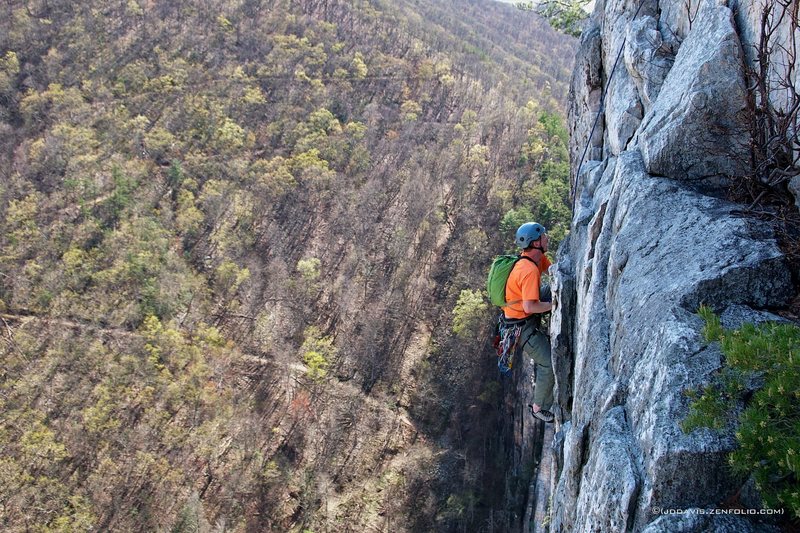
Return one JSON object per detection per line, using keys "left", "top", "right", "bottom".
{"left": 538, "top": 108, "right": 564, "bottom": 138}
{"left": 438, "top": 491, "right": 478, "bottom": 524}
{"left": 0, "top": 316, "right": 237, "bottom": 530}
{"left": 214, "top": 260, "right": 250, "bottom": 298}
{"left": 297, "top": 257, "right": 322, "bottom": 282}
{"left": 144, "top": 127, "right": 176, "bottom": 159}
{"left": 217, "top": 14, "right": 234, "bottom": 33}
{"left": 682, "top": 382, "right": 731, "bottom": 432}
{"left": 516, "top": 0, "right": 589, "bottom": 37}
{"left": 683, "top": 309, "right": 800, "bottom": 517}
{"left": 519, "top": 111, "right": 571, "bottom": 248}
{"left": 528, "top": 174, "right": 570, "bottom": 245}
{"left": 126, "top": 0, "right": 144, "bottom": 16}
{"left": 107, "top": 166, "right": 137, "bottom": 220}
{"left": 0, "top": 51, "right": 20, "bottom": 74}
{"left": 698, "top": 304, "right": 723, "bottom": 342}
{"left": 47, "top": 494, "right": 97, "bottom": 532}
{"left": 82, "top": 383, "right": 123, "bottom": 434}
{"left": 249, "top": 157, "right": 297, "bottom": 195}
{"left": 304, "top": 349, "right": 330, "bottom": 381}
{"left": 294, "top": 256, "right": 323, "bottom": 300}
{"left": 215, "top": 117, "right": 251, "bottom": 151}
{"left": 291, "top": 108, "right": 354, "bottom": 167}
{"left": 20, "top": 419, "right": 68, "bottom": 464}
{"left": 467, "top": 144, "right": 489, "bottom": 167}
{"left": 500, "top": 206, "right": 535, "bottom": 242}
{"left": 496, "top": 109, "right": 572, "bottom": 252}
{"left": 88, "top": 216, "right": 201, "bottom": 324}
{"left": 352, "top": 52, "right": 368, "bottom": 79}
{"left": 452, "top": 289, "right": 488, "bottom": 338}
{"left": 2, "top": 193, "right": 41, "bottom": 260}
{"left": 289, "top": 149, "right": 335, "bottom": 186}
{"left": 400, "top": 100, "right": 422, "bottom": 122}
{"left": 301, "top": 326, "right": 336, "bottom": 382}
{"left": 0, "top": 0, "right": 575, "bottom": 529}
{"left": 176, "top": 189, "right": 204, "bottom": 236}
{"left": 0, "top": 51, "right": 20, "bottom": 96}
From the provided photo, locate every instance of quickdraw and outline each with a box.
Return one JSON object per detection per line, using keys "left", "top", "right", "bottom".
{"left": 494, "top": 315, "right": 524, "bottom": 374}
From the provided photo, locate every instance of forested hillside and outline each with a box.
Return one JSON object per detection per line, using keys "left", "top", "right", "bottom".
{"left": 0, "top": 0, "right": 575, "bottom": 530}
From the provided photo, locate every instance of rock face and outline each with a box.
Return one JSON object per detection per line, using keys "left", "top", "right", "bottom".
{"left": 637, "top": 6, "right": 752, "bottom": 184}
{"left": 540, "top": 0, "right": 799, "bottom": 531}
{"left": 624, "top": 16, "right": 674, "bottom": 114}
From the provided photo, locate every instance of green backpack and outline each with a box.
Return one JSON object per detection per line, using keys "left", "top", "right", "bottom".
{"left": 486, "top": 255, "right": 534, "bottom": 306}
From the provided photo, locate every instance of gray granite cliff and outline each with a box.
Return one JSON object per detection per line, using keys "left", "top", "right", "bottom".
{"left": 524, "top": 1, "right": 799, "bottom": 531}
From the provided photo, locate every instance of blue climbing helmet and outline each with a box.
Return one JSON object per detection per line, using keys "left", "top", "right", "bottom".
{"left": 515, "top": 222, "right": 546, "bottom": 249}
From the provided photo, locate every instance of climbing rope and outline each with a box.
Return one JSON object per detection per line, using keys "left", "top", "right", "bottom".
{"left": 571, "top": 0, "right": 649, "bottom": 215}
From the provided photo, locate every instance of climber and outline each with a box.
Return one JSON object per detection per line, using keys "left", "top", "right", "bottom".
{"left": 502, "top": 222, "right": 555, "bottom": 423}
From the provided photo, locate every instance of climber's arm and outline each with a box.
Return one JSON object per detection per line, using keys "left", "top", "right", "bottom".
{"left": 523, "top": 300, "right": 552, "bottom": 314}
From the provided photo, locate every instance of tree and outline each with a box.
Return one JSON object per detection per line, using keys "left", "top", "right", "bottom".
{"left": 684, "top": 306, "right": 800, "bottom": 518}
{"left": 516, "top": 0, "right": 590, "bottom": 37}
{"left": 301, "top": 326, "right": 336, "bottom": 382}
{"left": 452, "top": 289, "right": 489, "bottom": 339}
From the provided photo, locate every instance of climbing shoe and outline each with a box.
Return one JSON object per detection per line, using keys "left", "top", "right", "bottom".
{"left": 529, "top": 404, "right": 554, "bottom": 423}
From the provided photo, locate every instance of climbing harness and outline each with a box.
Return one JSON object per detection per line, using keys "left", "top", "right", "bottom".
{"left": 494, "top": 314, "right": 538, "bottom": 374}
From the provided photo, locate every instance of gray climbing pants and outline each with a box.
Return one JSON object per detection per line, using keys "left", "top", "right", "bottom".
{"left": 520, "top": 321, "right": 553, "bottom": 410}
